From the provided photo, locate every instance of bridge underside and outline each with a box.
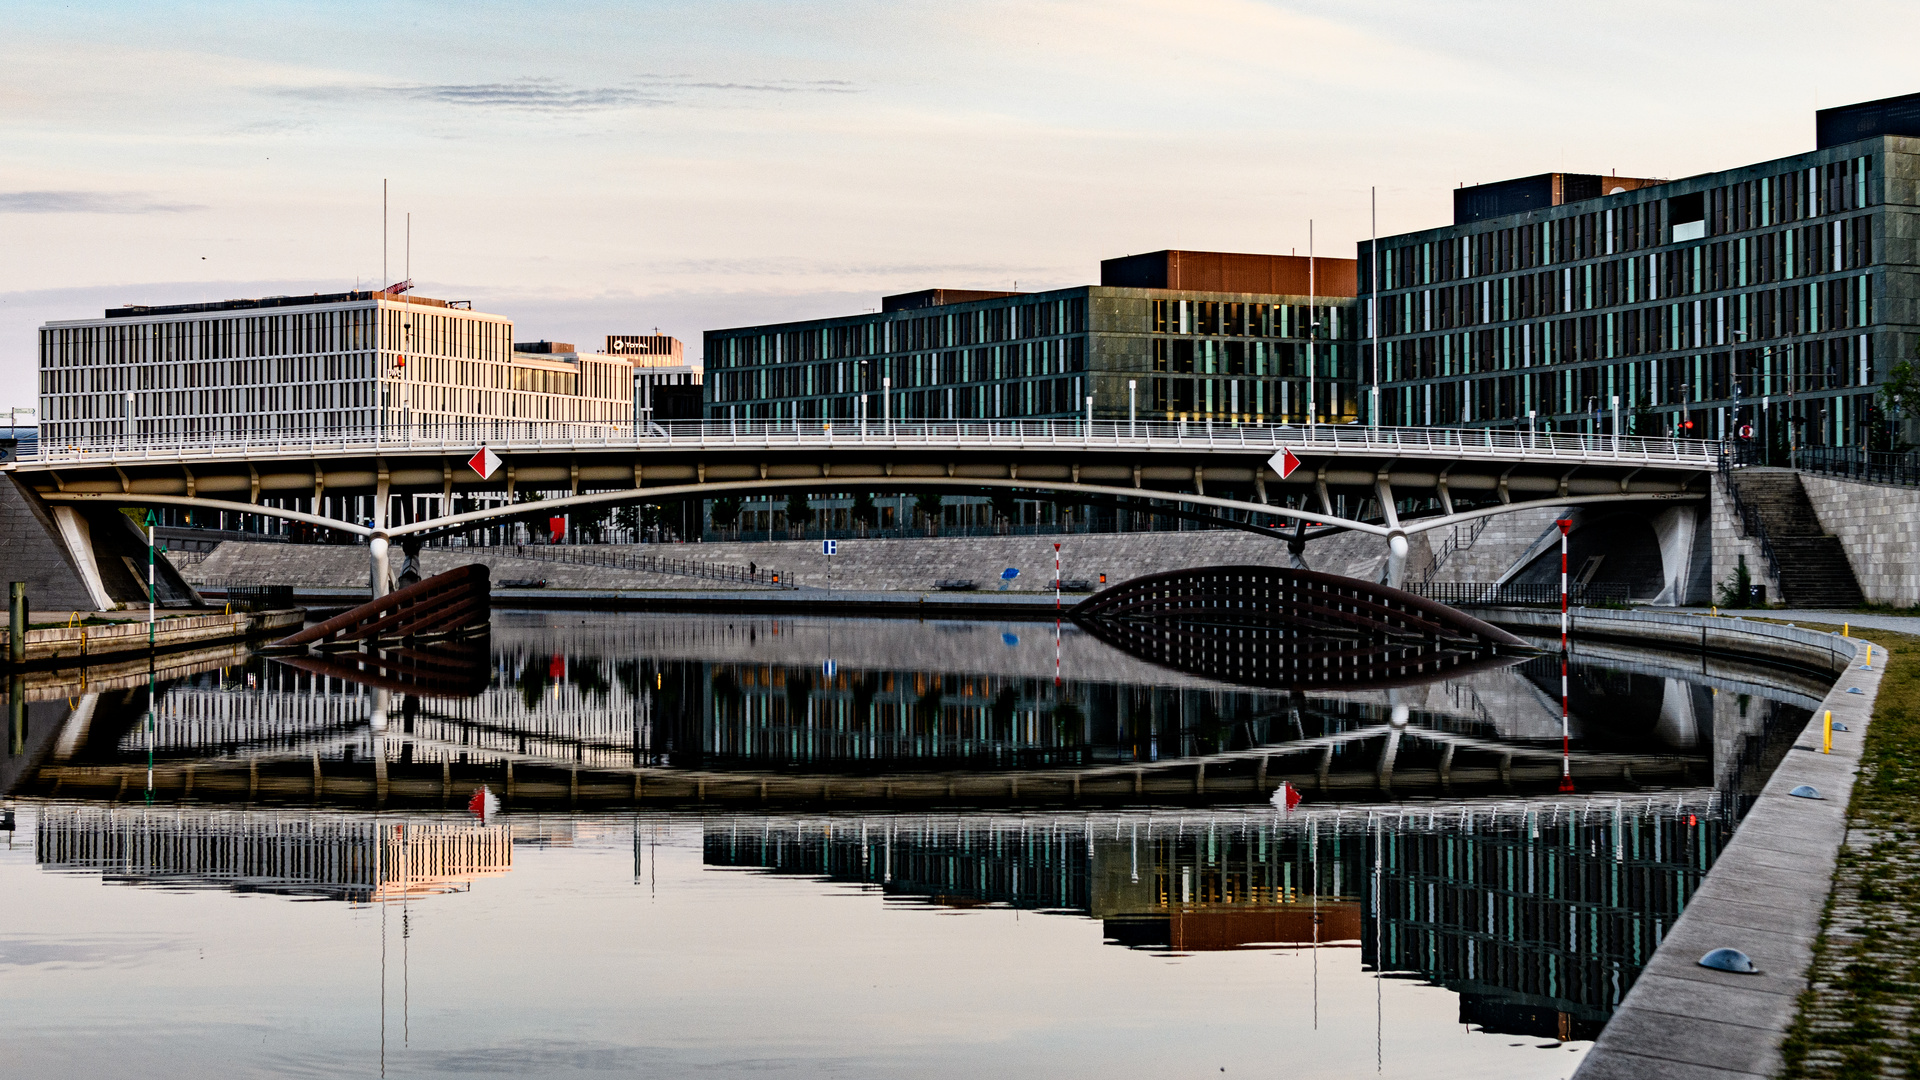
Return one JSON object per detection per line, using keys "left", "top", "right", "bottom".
{"left": 9, "top": 435, "right": 1711, "bottom": 596}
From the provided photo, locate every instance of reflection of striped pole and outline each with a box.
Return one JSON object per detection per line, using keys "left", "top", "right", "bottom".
{"left": 1560, "top": 649, "right": 1574, "bottom": 792}
{"left": 1557, "top": 518, "right": 1571, "bottom": 649}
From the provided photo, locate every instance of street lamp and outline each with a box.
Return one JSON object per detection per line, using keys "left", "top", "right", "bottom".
{"left": 857, "top": 359, "right": 869, "bottom": 436}
{"left": 1128, "top": 380, "right": 1137, "bottom": 437}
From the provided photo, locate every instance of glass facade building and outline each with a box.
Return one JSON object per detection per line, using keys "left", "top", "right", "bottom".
{"left": 1361, "top": 126, "right": 1920, "bottom": 450}
{"left": 704, "top": 253, "right": 1360, "bottom": 426}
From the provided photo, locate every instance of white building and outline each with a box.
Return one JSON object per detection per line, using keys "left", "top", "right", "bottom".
{"left": 37, "top": 290, "right": 637, "bottom": 446}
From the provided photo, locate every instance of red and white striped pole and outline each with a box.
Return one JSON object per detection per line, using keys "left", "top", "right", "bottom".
{"left": 1054, "top": 543, "right": 1063, "bottom": 687}
{"left": 1054, "top": 542, "right": 1062, "bottom": 611}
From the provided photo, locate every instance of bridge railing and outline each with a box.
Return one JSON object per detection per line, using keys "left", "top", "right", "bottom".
{"left": 16, "top": 419, "right": 1721, "bottom": 466}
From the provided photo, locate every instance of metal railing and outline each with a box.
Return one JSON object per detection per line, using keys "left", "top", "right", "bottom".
{"left": 1418, "top": 516, "right": 1492, "bottom": 586}
{"left": 1410, "top": 581, "right": 1633, "bottom": 608}
{"left": 15, "top": 419, "right": 1722, "bottom": 467}
{"left": 502, "top": 543, "right": 790, "bottom": 589}
{"left": 1796, "top": 445, "right": 1920, "bottom": 487}
{"left": 1716, "top": 453, "right": 1783, "bottom": 585}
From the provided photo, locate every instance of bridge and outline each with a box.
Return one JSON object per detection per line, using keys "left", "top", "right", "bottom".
{"left": 5, "top": 419, "right": 1719, "bottom": 596}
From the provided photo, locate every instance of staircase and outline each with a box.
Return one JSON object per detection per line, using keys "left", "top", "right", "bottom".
{"left": 1728, "top": 469, "right": 1864, "bottom": 608}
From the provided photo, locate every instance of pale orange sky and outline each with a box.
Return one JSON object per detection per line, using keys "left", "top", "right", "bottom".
{"left": 3, "top": 0, "right": 1913, "bottom": 408}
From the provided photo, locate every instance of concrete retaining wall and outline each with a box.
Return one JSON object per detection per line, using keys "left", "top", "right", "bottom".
{"left": 8, "top": 609, "right": 301, "bottom": 667}
{"left": 1480, "top": 606, "right": 1857, "bottom": 674}
{"left": 1710, "top": 471, "right": 1784, "bottom": 604}
{"left": 1799, "top": 471, "right": 1920, "bottom": 606}
{"left": 1573, "top": 625, "right": 1877, "bottom": 1078}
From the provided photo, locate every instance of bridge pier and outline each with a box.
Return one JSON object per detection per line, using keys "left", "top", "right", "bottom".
{"left": 368, "top": 535, "right": 391, "bottom": 599}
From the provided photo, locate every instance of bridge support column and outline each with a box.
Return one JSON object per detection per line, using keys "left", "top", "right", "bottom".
{"left": 368, "top": 535, "right": 391, "bottom": 599}
{"left": 1384, "top": 532, "right": 1409, "bottom": 588}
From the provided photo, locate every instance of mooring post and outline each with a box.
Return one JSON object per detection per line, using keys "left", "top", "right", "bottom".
{"left": 8, "top": 582, "right": 26, "bottom": 665}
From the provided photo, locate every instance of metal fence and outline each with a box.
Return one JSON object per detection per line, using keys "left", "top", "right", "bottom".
{"left": 1795, "top": 445, "right": 1920, "bottom": 487}
{"left": 215, "top": 583, "right": 296, "bottom": 610}
{"left": 19, "top": 418, "right": 1722, "bottom": 467}
{"left": 1409, "top": 582, "right": 1634, "bottom": 608}
{"left": 503, "top": 544, "right": 790, "bottom": 589}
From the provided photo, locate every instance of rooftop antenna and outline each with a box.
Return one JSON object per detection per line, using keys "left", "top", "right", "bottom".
{"left": 382, "top": 179, "right": 388, "bottom": 294}
{"left": 406, "top": 212, "right": 411, "bottom": 291}
{"left": 1370, "top": 187, "right": 1380, "bottom": 428}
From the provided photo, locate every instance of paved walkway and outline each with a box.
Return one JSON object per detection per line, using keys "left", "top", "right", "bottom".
{"left": 1677, "top": 607, "right": 1920, "bottom": 636}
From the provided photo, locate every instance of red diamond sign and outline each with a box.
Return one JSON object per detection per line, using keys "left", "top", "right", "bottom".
{"left": 468, "top": 446, "right": 501, "bottom": 480}
{"left": 1268, "top": 447, "right": 1302, "bottom": 480}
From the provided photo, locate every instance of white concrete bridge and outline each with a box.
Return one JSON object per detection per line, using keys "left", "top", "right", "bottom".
{"left": 5, "top": 419, "right": 1720, "bottom": 596}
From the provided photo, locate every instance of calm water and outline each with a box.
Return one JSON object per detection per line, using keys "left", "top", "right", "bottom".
{"left": 0, "top": 612, "right": 1826, "bottom": 1079}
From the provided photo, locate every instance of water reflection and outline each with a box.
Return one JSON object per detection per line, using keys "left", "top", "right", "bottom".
{"left": 35, "top": 804, "right": 512, "bottom": 902}
{"left": 0, "top": 611, "right": 1838, "bottom": 1077}
{"left": 708, "top": 797, "right": 1722, "bottom": 1040}
{"left": 2, "top": 614, "right": 1823, "bottom": 813}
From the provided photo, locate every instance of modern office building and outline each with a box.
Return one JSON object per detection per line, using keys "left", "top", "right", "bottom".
{"left": 1361, "top": 92, "right": 1920, "bottom": 449}
{"left": 608, "top": 334, "right": 703, "bottom": 422}
{"left": 703, "top": 250, "right": 1359, "bottom": 425}
{"left": 38, "top": 291, "right": 636, "bottom": 445}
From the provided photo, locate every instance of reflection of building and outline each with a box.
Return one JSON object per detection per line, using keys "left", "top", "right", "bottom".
{"left": 39, "top": 292, "right": 635, "bottom": 445}
{"left": 1362, "top": 803, "right": 1724, "bottom": 1039}
{"left": 36, "top": 806, "right": 511, "bottom": 902}
{"left": 703, "top": 250, "right": 1359, "bottom": 424}
{"left": 705, "top": 799, "right": 1723, "bottom": 1037}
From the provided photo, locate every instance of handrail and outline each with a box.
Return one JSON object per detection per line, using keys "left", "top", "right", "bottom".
{"left": 1716, "top": 453, "right": 1783, "bottom": 585}
{"left": 16, "top": 420, "right": 1724, "bottom": 467}
{"left": 501, "top": 543, "right": 791, "bottom": 589}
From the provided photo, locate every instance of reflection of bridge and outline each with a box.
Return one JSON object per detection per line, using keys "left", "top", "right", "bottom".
{"left": 20, "top": 643, "right": 1728, "bottom": 808}
{"left": 703, "top": 798, "right": 1725, "bottom": 1037}
{"left": 8, "top": 420, "right": 1714, "bottom": 592}
{"left": 34, "top": 805, "right": 512, "bottom": 902}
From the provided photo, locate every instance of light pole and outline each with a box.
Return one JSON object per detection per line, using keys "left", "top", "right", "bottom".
{"left": 1128, "top": 380, "right": 1137, "bottom": 437}
{"left": 882, "top": 377, "right": 892, "bottom": 433}
{"left": 857, "top": 359, "right": 869, "bottom": 436}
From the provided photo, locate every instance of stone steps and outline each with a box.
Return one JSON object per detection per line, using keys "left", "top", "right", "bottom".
{"left": 1729, "top": 470, "right": 1865, "bottom": 608}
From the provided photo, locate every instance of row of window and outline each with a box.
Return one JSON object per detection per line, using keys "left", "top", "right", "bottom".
{"left": 1376, "top": 225, "right": 1872, "bottom": 334}
{"left": 708, "top": 341, "right": 1087, "bottom": 405}
{"left": 1379, "top": 345, "right": 1872, "bottom": 425}
{"left": 1149, "top": 377, "right": 1360, "bottom": 422}
{"left": 719, "top": 377, "right": 1087, "bottom": 421}
{"left": 1367, "top": 156, "right": 1875, "bottom": 288}
{"left": 1151, "top": 338, "right": 1352, "bottom": 377}
{"left": 1149, "top": 300, "right": 1346, "bottom": 339}
{"left": 710, "top": 298, "right": 1092, "bottom": 367}
{"left": 1375, "top": 284, "right": 1873, "bottom": 380}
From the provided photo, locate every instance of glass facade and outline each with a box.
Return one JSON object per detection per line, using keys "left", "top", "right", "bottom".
{"left": 704, "top": 286, "right": 1358, "bottom": 425}
{"left": 1361, "top": 136, "right": 1920, "bottom": 450}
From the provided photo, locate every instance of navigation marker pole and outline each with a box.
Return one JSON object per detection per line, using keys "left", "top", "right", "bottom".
{"left": 1557, "top": 518, "right": 1573, "bottom": 792}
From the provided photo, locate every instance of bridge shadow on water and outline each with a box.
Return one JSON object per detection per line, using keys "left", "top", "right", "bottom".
{"left": 1, "top": 603, "right": 1829, "bottom": 1048}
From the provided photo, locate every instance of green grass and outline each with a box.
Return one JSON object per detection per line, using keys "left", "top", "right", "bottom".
{"left": 1781, "top": 629, "right": 1920, "bottom": 1078}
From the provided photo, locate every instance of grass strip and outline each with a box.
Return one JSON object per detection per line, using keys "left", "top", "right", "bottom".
{"left": 1782, "top": 629, "right": 1920, "bottom": 1078}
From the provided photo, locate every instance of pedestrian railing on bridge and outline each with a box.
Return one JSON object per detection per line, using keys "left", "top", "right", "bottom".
{"left": 500, "top": 543, "right": 790, "bottom": 589}
{"left": 14, "top": 419, "right": 1722, "bottom": 467}
{"left": 1409, "top": 581, "right": 1634, "bottom": 608}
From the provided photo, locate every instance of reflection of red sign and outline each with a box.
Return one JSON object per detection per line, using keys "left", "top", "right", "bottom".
{"left": 549, "top": 516, "right": 566, "bottom": 544}
{"left": 467, "top": 786, "right": 500, "bottom": 821}
{"left": 1271, "top": 781, "right": 1303, "bottom": 811}
{"left": 549, "top": 654, "right": 565, "bottom": 680}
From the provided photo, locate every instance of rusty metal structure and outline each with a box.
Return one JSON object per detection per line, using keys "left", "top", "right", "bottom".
{"left": 1070, "top": 565, "right": 1529, "bottom": 690}
{"left": 263, "top": 564, "right": 489, "bottom": 653}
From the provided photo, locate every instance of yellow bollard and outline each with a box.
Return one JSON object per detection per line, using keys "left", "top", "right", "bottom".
{"left": 1824, "top": 709, "right": 1833, "bottom": 754}
{"left": 1867, "top": 643, "right": 1873, "bottom": 667}
{"left": 1844, "top": 622, "right": 1850, "bottom": 637}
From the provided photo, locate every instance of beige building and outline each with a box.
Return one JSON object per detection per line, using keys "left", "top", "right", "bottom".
{"left": 38, "top": 290, "right": 636, "bottom": 445}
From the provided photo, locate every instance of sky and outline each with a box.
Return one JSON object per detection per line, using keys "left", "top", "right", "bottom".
{"left": 2, "top": 0, "right": 1915, "bottom": 410}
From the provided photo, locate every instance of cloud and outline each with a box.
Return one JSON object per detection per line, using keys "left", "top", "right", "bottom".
{"left": 0, "top": 191, "right": 205, "bottom": 214}
{"left": 279, "top": 75, "right": 859, "bottom": 113}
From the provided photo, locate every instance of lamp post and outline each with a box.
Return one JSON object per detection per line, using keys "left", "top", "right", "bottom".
{"left": 857, "top": 359, "right": 869, "bottom": 436}
{"left": 1128, "top": 380, "right": 1137, "bottom": 437}
{"left": 882, "top": 377, "right": 892, "bottom": 433}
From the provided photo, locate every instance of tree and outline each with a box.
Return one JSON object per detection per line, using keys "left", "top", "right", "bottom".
{"left": 850, "top": 491, "right": 877, "bottom": 531}
{"left": 1879, "top": 350, "right": 1920, "bottom": 452}
{"left": 784, "top": 492, "right": 815, "bottom": 536}
{"left": 710, "top": 495, "right": 743, "bottom": 535}
{"left": 914, "top": 492, "right": 944, "bottom": 533}
{"left": 988, "top": 490, "right": 1018, "bottom": 528}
